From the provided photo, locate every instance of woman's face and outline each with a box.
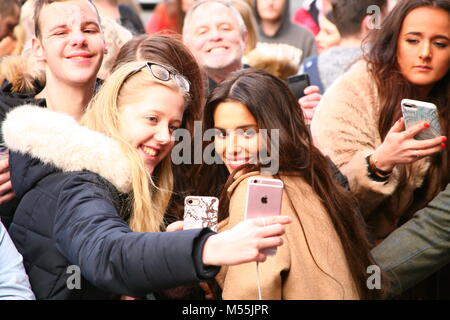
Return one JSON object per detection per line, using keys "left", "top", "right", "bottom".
{"left": 315, "top": 14, "right": 341, "bottom": 53}
{"left": 397, "top": 6, "right": 450, "bottom": 94}
{"left": 213, "top": 100, "right": 260, "bottom": 174}
{"left": 118, "top": 83, "right": 185, "bottom": 174}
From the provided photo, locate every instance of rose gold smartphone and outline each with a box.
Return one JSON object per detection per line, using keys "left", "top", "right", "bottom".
{"left": 245, "top": 177, "right": 284, "bottom": 256}
{"left": 183, "top": 196, "right": 219, "bottom": 232}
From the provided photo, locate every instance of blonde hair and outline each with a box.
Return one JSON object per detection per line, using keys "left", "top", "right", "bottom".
{"left": 230, "top": 0, "right": 257, "bottom": 54}
{"left": 81, "top": 61, "right": 189, "bottom": 232}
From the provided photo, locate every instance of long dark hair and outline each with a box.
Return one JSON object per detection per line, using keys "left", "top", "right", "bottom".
{"left": 196, "top": 69, "right": 385, "bottom": 299}
{"left": 364, "top": 0, "right": 450, "bottom": 220}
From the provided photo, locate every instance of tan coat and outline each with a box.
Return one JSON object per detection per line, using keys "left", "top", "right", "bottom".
{"left": 216, "top": 172, "right": 360, "bottom": 300}
{"left": 311, "top": 60, "right": 430, "bottom": 240}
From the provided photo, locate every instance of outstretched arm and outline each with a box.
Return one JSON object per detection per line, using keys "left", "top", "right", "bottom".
{"left": 55, "top": 173, "right": 290, "bottom": 297}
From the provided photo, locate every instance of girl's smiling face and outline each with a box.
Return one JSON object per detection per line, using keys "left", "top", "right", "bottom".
{"left": 213, "top": 100, "right": 260, "bottom": 173}
{"left": 118, "top": 83, "right": 185, "bottom": 174}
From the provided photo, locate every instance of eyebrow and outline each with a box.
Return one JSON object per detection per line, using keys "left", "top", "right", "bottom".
{"left": 406, "top": 32, "right": 450, "bottom": 41}
{"left": 214, "top": 125, "right": 257, "bottom": 130}
{"left": 81, "top": 21, "right": 101, "bottom": 29}
{"left": 47, "top": 20, "right": 100, "bottom": 32}
{"left": 143, "top": 108, "right": 182, "bottom": 123}
{"left": 48, "top": 24, "right": 68, "bottom": 32}
{"left": 434, "top": 35, "right": 450, "bottom": 41}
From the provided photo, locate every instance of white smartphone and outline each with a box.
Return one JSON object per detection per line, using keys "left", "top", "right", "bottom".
{"left": 401, "top": 99, "right": 441, "bottom": 140}
{"left": 183, "top": 196, "right": 218, "bottom": 232}
{"left": 244, "top": 177, "right": 284, "bottom": 256}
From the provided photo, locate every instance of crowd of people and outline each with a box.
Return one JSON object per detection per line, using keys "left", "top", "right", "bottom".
{"left": 0, "top": 0, "right": 449, "bottom": 300}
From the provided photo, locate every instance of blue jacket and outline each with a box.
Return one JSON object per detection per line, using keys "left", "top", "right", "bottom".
{"left": 3, "top": 105, "right": 218, "bottom": 300}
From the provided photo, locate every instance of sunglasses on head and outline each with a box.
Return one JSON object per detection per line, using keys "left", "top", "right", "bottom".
{"left": 127, "top": 62, "right": 190, "bottom": 93}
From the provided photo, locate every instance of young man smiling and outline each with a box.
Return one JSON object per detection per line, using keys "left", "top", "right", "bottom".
{"left": 32, "top": 0, "right": 106, "bottom": 120}
{"left": 0, "top": 0, "right": 106, "bottom": 227}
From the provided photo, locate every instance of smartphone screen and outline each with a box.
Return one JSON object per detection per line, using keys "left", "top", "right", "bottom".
{"left": 244, "top": 177, "right": 284, "bottom": 256}
{"left": 184, "top": 196, "right": 218, "bottom": 231}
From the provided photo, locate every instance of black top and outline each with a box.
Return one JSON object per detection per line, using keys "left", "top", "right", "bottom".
{"left": 0, "top": 79, "right": 45, "bottom": 229}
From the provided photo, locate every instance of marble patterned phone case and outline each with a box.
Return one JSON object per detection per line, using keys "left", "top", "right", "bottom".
{"left": 184, "top": 196, "right": 218, "bottom": 232}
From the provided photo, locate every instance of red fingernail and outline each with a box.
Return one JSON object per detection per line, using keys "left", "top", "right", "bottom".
{"left": 424, "top": 123, "right": 430, "bottom": 128}
{"left": 441, "top": 143, "right": 446, "bottom": 149}
{"left": 442, "top": 137, "right": 448, "bottom": 142}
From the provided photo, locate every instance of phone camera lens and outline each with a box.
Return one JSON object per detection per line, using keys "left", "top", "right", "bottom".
{"left": 188, "top": 200, "right": 193, "bottom": 204}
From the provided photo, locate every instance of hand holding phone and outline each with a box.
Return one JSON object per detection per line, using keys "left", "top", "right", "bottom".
{"left": 286, "top": 74, "right": 310, "bottom": 100}
{"left": 401, "top": 99, "right": 441, "bottom": 140}
{"left": 244, "top": 177, "right": 283, "bottom": 256}
{"left": 184, "top": 196, "right": 219, "bottom": 232}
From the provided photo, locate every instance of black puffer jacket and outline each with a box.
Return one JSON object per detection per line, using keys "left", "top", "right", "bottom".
{"left": 3, "top": 105, "right": 218, "bottom": 300}
{"left": 0, "top": 79, "right": 45, "bottom": 230}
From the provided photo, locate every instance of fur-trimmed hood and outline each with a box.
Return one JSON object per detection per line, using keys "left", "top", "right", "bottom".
{"left": 2, "top": 105, "right": 132, "bottom": 194}
{"left": 0, "top": 55, "right": 45, "bottom": 94}
{"left": 244, "top": 42, "right": 301, "bottom": 79}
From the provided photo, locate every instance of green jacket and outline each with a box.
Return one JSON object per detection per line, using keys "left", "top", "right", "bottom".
{"left": 372, "top": 182, "right": 450, "bottom": 297}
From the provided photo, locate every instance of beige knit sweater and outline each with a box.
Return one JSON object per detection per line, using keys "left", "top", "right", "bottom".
{"left": 311, "top": 60, "right": 430, "bottom": 240}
